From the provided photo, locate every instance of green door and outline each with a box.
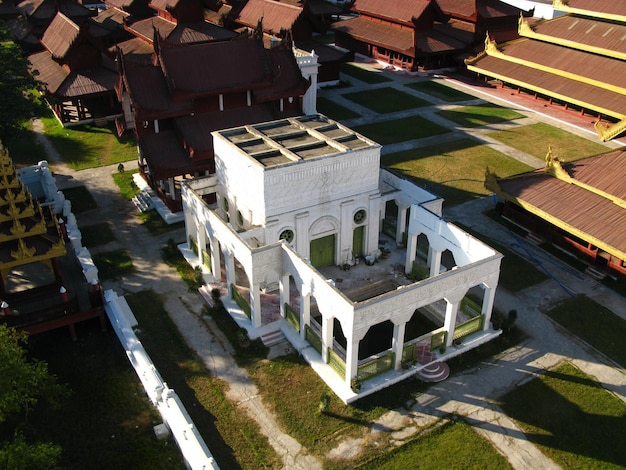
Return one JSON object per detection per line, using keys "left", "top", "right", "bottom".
{"left": 310, "top": 234, "right": 336, "bottom": 268}
{"left": 352, "top": 226, "right": 364, "bottom": 257}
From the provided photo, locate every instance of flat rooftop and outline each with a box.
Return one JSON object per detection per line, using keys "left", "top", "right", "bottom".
{"left": 217, "top": 114, "right": 378, "bottom": 168}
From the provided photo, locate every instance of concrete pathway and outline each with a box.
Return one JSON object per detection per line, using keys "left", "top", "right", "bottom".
{"left": 32, "top": 55, "right": 626, "bottom": 469}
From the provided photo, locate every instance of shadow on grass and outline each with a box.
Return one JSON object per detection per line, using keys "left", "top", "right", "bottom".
{"left": 62, "top": 185, "right": 97, "bottom": 213}
{"left": 498, "top": 362, "right": 626, "bottom": 468}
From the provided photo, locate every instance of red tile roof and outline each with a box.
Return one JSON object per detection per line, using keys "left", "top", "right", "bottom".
{"left": 352, "top": 0, "right": 431, "bottom": 25}
{"left": 436, "top": 0, "right": 522, "bottom": 19}
{"left": 41, "top": 12, "right": 79, "bottom": 59}
{"left": 236, "top": 0, "right": 303, "bottom": 34}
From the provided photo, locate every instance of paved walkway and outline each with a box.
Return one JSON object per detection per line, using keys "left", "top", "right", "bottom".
{"left": 34, "top": 55, "right": 626, "bottom": 469}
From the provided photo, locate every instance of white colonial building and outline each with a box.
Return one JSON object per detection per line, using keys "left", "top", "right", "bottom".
{"left": 181, "top": 114, "right": 503, "bottom": 403}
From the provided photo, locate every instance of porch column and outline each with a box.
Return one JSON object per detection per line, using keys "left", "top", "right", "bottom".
{"left": 300, "top": 292, "right": 310, "bottom": 340}
{"left": 224, "top": 252, "right": 235, "bottom": 291}
{"left": 481, "top": 285, "right": 497, "bottom": 331}
{"left": 197, "top": 224, "right": 207, "bottom": 267}
{"left": 392, "top": 322, "right": 406, "bottom": 370}
{"left": 249, "top": 273, "right": 262, "bottom": 329}
{"left": 345, "top": 337, "right": 360, "bottom": 387}
{"left": 321, "top": 315, "right": 334, "bottom": 363}
{"left": 396, "top": 206, "right": 408, "bottom": 245}
{"left": 279, "top": 273, "right": 290, "bottom": 319}
{"left": 210, "top": 237, "right": 221, "bottom": 279}
{"left": 428, "top": 248, "right": 443, "bottom": 277}
{"left": 443, "top": 292, "right": 464, "bottom": 348}
{"left": 168, "top": 178, "right": 176, "bottom": 200}
{"left": 404, "top": 231, "right": 418, "bottom": 274}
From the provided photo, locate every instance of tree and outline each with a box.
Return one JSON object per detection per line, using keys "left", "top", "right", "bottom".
{"left": 0, "top": 22, "right": 43, "bottom": 138}
{"left": 0, "top": 325, "right": 66, "bottom": 469}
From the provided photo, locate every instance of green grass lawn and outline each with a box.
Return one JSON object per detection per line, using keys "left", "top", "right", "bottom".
{"left": 41, "top": 113, "right": 137, "bottom": 170}
{"left": 405, "top": 80, "right": 476, "bottom": 102}
{"left": 545, "top": 295, "right": 626, "bottom": 367}
{"left": 61, "top": 185, "right": 97, "bottom": 213}
{"left": 499, "top": 361, "right": 626, "bottom": 469}
{"left": 354, "top": 419, "right": 512, "bottom": 469}
{"left": 437, "top": 103, "right": 525, "bottom": 127}
{"left": 487, "top": 122, "right": 610, "bottom": 161}
{"left": 352, "top": 115, "right": 450, "bottom": 145}
{"left": 80, "top": 222, "right": 116, "bottom": 248}
{"left": 112, "top": 168, "right": 140, "bottom": 201}
{"left": 317, "top": 97, "right": 361, "bottom": 120}
{"left": 92, "top": 249, "right": 134, "bottom": 280}
{"left": 26, "top": 325, "right": 186, "bottom": 469}
{"left": 382, "top": 138, "right": 532, "bottom": 206}
{"left": 340, "top": 63, "right": 391, "bottom": 84}
{"left": 342, "top": 87, "right": 432, "bottom": 114}
{"left": 127, "top": 290, "right": 280, "bottom": 469}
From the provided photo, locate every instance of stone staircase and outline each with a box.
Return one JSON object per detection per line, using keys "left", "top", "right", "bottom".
{"left": 261, "top": 329, "right": 287, "bottom": 347}
{"left": 414, "top": 344, "right": 450, "bottom": 382}
{"left": 132, "top": 190, "right": 154, "bottom": 212}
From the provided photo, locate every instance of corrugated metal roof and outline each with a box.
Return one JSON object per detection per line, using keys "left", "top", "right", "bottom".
{"left": 254, "top": 46, "right": 310, "bottom": 101}
{"left": 333, "top": 16, "right": 466, "bottom": 55}
{"left": 437, "top": 0, "right": 523, "bottom": 19}
{"left": 496, "top": 39, "right": 626, "bottom": 92}
{"left": 28, "top": 50, "right": 69, "bottom": 94}
{"left": 564, "top": 0, "right": 626, "bottom": 16}
{"left": 531, "top": 15, "right": 626, "bottom": 56}
{"left": 236, "top": 0, "right": 303, "bottom": 34}
{"left": 57, "top": 67, "right": 118, "bottom": 97}
{"left": 159, "top": 38, "right": 272, "bottom": 95}
{"left": 352, "top": 0, "right": 431, "bottom": 25}
{"left": 41, "top": 12, "right": 80, "bottom": 59}
{"left": 496, "top": 150, "right": 626, "bottom": 256}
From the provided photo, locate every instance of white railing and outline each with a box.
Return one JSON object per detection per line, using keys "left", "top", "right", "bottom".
{"left": 104, "top": 290, "right": 219, "bottom": 470}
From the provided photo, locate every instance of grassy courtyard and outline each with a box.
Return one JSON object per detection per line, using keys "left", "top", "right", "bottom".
{"left": 382, "top": 138, "right": 533, "bottom": 206}
{"left": 405, "top": 80, "right": 476, "bottom": 102}
{"left": 352, "top": 115, "right": 450, "bottom": 145}
{"left": 317, "top": 97, "right": 361, "bottom": 121}
{"left": 342, "top": 87, "right": 433, "bottom": 113}
{"left": 437, "top": 103, "right": 525, "bottom": 127}
{"left": 41, "top": 113, "right": 137, "bottom": 170}
{"left": 340, "top": 63, "right": 391, "bottom": 84}
{"left": 487, "top": 122, "right": 610, "bottom": 161}
{"left": 499, "top": 362, "right": 626, "bottom": 469}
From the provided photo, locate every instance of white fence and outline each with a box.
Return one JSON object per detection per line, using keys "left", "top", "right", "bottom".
{"left": 104, "top": 290, "right": 219, "bottom": 470}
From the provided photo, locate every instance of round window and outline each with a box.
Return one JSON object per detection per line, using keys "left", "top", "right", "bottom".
{"left": 279, "top": 229, "right": 294, "bottom": 243}
{"left": 354, "top": 209, "right": 367, "bottom": 224}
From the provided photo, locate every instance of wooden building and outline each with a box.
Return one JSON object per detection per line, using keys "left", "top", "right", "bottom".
{"left": 486, "top": 149, "right": 626, "bottom": 278}
{"left": 466, "top": 0, "right": 626, "bottom": 141}
{"left": 28, "top": 12, "right": 121, "bottom": 125}
{"left": 116, "top": 32, "right": 312, "bottom": 211}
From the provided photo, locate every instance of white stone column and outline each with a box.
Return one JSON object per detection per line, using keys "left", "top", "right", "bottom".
{"left": 249, "top": 274, "right": 262, "bottom": 329}
{"left": 295, "top": 212, "right": 309, "bottom": 259}
{"left": 392, "top": 322, "right": 406, "bottom": 370}
{"left": 345, "top": 337, "right": 360, "bottom": 387}
{"left": 443, "top": 292, "right": 464, "bottom": 347}
{"left": 481, "top": 285, "right": 497, "bottom": 330}
{"left": 405, "top": 232, "right": 418, "bottom": 274}
{"left": 396, "top": 206, "right": 408, "bottom": 245}
{"left": 197, "top": 223, "right": 207, "bottom": 267}
{"left": 428, "top": 248, "right": 442, "bottom": 277}
{"left": 224, "top": 252, "right": 235, "bottom": 292}
{"left": 300, "top": 292, "right": 310, "bottom": 340}
{"left": 321, "top": 314, "right": 334, "bottom": 363}
{"left": 210, "top": 238, "right": 221, "bottom": 279}
{"left": 279, "top": 273, "right": 290, "bottom": 319}
{"left": 367, "top": 193, "right": 381, "bottom": 254}
{"left": 340, "top": 201, "right": 353, "bottom": 263}
{"left": 168, "top": 178, "right": 176, "bottom": 200}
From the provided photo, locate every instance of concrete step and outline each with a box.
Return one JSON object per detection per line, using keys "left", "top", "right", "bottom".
{"left": 132, "top": 191, "right": 154, "bottom": 212}
{"left": 261, "top": 329, "right": 286, "bottom": 347}
{"left": 416, "top": 362, "right": 450, "bottom": 382}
